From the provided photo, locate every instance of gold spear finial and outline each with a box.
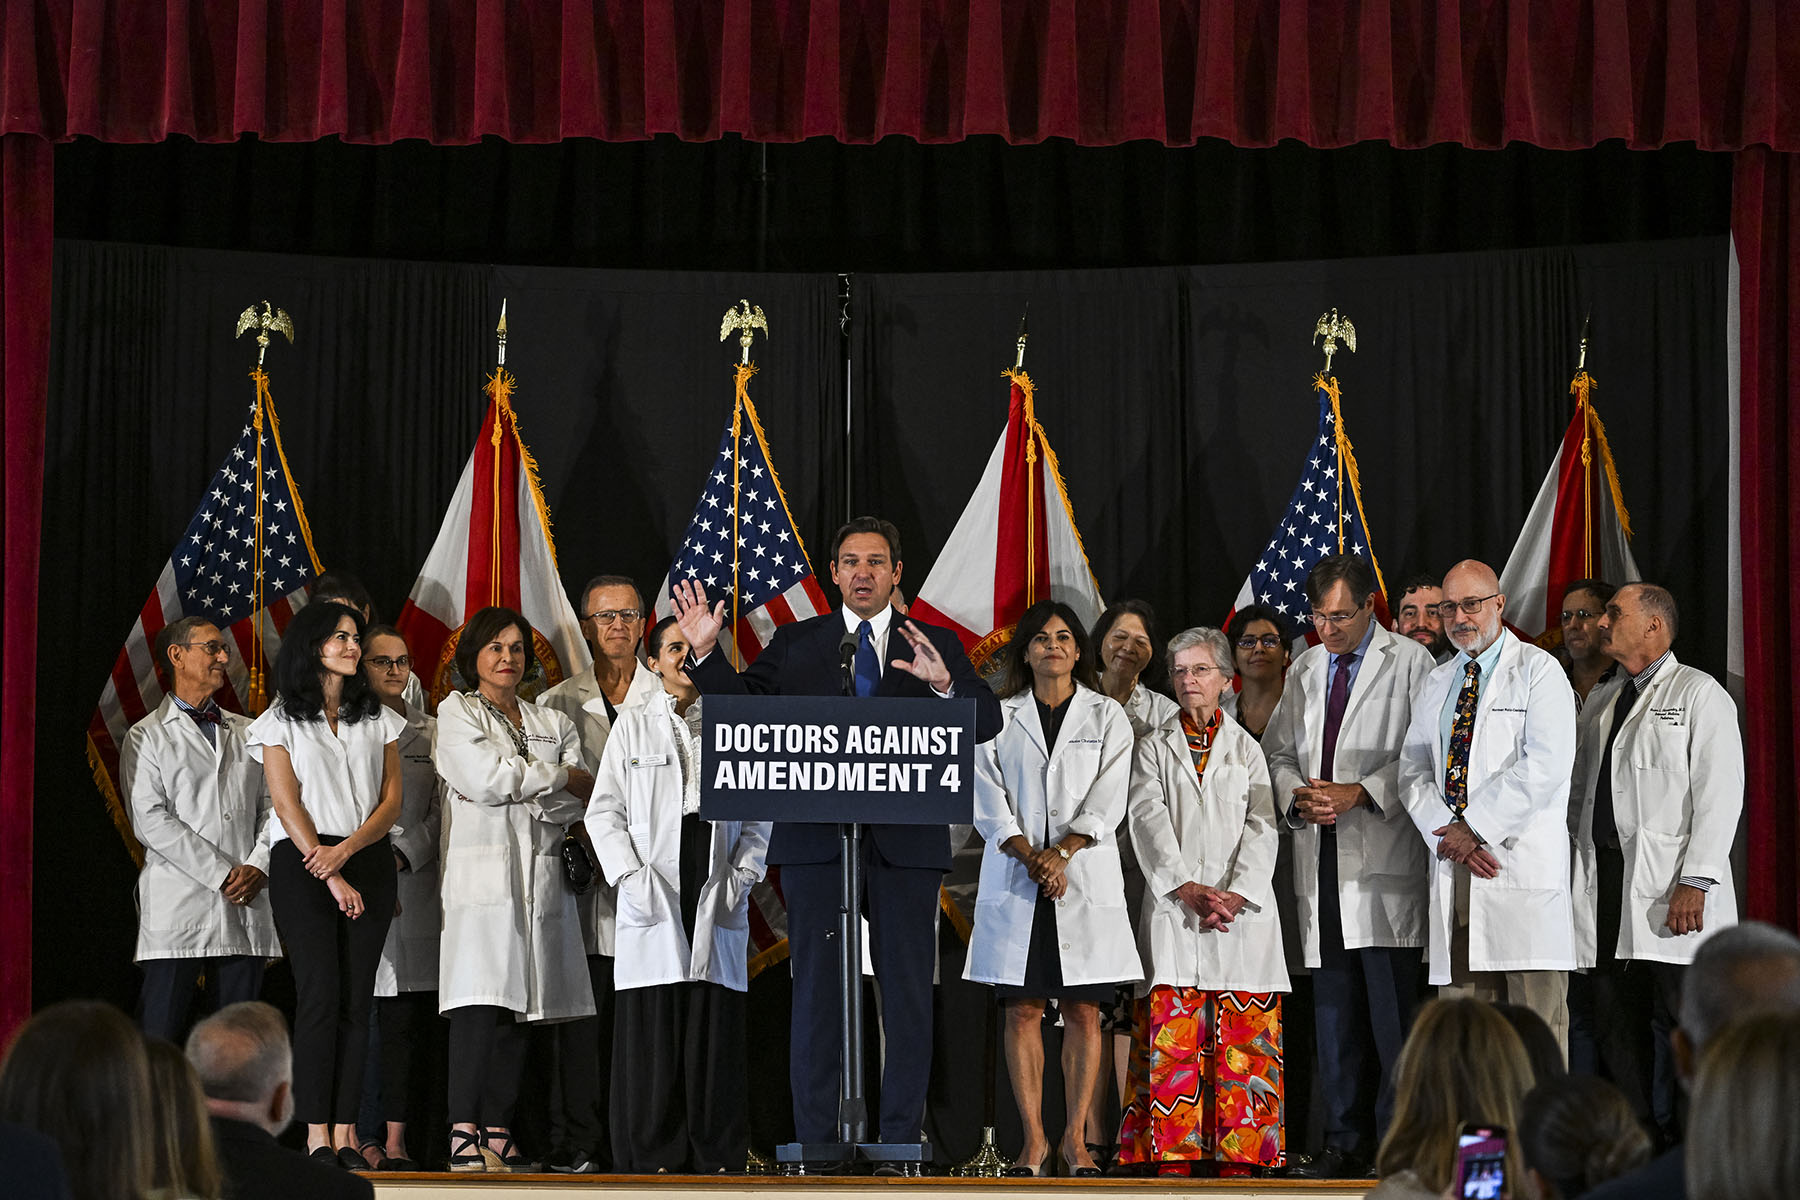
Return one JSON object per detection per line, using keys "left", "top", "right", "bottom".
{"left": 234, "top": 301, "right": 295, "bottom": 366}
{"left": 497, "top": 299, "right": 508, "bottom": 367}
{"left": 719, "top": 299, "right": 769, "bottom": 365}
{"left": 1013, "top": 304, "right": 1031, "bottom": 370}
{"left": 1577, "top": 308, "right": 1591, "bottom": 371}
{"left": 1312, "top": 308, "right": 1356, "bottom": 376}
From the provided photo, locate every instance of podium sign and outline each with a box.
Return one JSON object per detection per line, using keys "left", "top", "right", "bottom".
{"left": 700, "top": 694, "right": 976, "bottom": 824}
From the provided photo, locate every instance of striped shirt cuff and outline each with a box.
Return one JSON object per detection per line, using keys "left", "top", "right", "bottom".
{"left": 1678, "top": 876, "right": 1716, "bottom": 892}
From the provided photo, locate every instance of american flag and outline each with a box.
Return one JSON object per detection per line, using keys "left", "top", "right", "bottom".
{"left": 1228, "top": 376, "right": 1390, "bottom": 642}
{"left": 653, "top": 381, "right": 828, "bottom": 665}
{"left": 87, "top": 393, "right": 322, "bottom": 858}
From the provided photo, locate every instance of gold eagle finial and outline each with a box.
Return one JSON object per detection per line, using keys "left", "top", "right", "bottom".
{"left": 1313, "top": 309, "right": 1356, "bottom": 375}
{"left": 719, "top": 299, "right": 769, "bottom": 365}
{"left": 234, "top": 301, "right": 295, "bottom": 366}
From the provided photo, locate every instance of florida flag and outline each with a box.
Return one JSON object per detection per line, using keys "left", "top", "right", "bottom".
{"left": 395, "top": 368, "right": 589, "bottom": 705}
{"left": 909, "top": 369, "right": 1104, "bottom": 670}
{"left": 1498, "top": 367, "right": 1640, "bottom": 645}
{"left": 1228, "top": 373, "right": 1391, "bottom": 643}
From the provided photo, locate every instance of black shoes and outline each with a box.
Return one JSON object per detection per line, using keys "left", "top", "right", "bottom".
{"left": 1286, "top": 1146, "right": 1374, "bottom": 1179}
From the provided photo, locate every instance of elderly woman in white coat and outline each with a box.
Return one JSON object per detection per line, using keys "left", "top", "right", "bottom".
{"left": 584, "top": 616, "right": 770, "bottom": 1173}
{"left": 435, "top": 605, "right": 594, "bottom": 1173}
{"left": 966, "top": 600, "right": 1142, "bottom": 1178}
{"left": 1120, "top": 626, "right": 1289, "bottom": 1176}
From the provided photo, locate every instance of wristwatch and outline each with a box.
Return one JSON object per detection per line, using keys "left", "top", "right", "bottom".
{"left": 1055, "top": 845, "right": 1072, "bottom": 861}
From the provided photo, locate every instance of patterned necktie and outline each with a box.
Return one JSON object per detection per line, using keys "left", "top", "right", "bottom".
{"left": 1320, "top": 650, "right": 1357, "bottom": 779}
{"left": 854, "top": 619, "right": 880, "bottom": 697}
{"left": 1443, "top": 660, "right": 1481, "bottom": 817}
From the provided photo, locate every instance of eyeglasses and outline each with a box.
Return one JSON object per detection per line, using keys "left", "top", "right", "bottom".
{"left": 1432, "top": 594, "right": 1500, "bottom": 619}
{"left": 582, "top": 609, "right": 642, "bottom": 626}
{"left": 367, "top": 655, "right": 412, "bottom": 672}
{"left": 1170, "top": 664, "right": 1229, "bottom": 681}
{"left": 1308, "top": 608, "right": 1364, "bottom": 627}
{"left": 1559, "top": 608, "right": 1601, "bottom": 624}
{"left": 1235, "top": 634, "right": 1283, "bottom": 650}
{"left": 177, "top": 640, "right": 231, "bottom": 657}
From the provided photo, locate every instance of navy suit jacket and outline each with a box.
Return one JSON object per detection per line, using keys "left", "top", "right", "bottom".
{"left": 689, "top": 609, "right": 1002, "bottom": 869}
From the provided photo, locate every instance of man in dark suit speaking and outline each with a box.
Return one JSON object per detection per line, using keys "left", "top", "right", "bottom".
{"left": 674, "top": 515, "right": 1002, "bottom": 1150}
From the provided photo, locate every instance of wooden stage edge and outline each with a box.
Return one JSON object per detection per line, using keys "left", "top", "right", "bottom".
{"left": 367, "top": 1173, "right": 1370, "bottom": 1199}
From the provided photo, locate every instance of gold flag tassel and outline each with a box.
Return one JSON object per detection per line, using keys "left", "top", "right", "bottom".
{"left": 1316, "top": 371, "right": 1392, "bottom": 602}
{"left": 729, "top": 362, "right": 758, "bottom": 670}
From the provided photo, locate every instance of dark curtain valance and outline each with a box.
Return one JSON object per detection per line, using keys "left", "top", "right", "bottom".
{"left": 6, "top": 0, "right": 1797, "bottom": 149}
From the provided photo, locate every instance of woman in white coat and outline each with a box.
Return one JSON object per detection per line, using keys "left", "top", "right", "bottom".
{"left": 360, "top": 624, "right": 441, "bottom": 1171}
{"left": 1120, "top": 626, "right": 1289, "bottom": 1175}
{"left": 434, "top": 606, "right": 594, "bottom": 1173}
{"left": 965, "top": 600, "right": 1142, "bottom": 1177}
{"left": 584, "top": 616, "right": 770, "bottom": 1173}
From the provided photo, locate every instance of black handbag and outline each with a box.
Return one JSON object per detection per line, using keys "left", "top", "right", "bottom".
{"left": 561, "top": 831, "right": 597, "bottom": 894}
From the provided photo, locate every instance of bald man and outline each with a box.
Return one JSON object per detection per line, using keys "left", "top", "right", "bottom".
{"left": 1399, "top": 560, "right": 1578, "bottom": 1051}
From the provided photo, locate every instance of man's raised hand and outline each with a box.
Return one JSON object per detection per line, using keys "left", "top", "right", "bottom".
{"left": 671, "top": 580, "right": 727, "bottom": 662}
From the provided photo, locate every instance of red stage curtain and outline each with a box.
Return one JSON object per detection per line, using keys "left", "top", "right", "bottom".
{"left": 0, "top": 133, "right": 52, "bottom": 1039}
{"left": 1733, "top": 148, "right": 1799, "bottom": 932}
{"left": 2, "top": 0, "right": 1797, "bottom": 149}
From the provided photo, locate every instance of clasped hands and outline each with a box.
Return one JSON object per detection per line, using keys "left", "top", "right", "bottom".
{"left": 297, "top": 843, "right": 368, "bottom": 919}
{"left": 1430, "top": 819, "right": 1501, "bottom": 879}
{"left": 1175, "top": 881, "right": 1246, "bottom": 931}
{"left": 672, "top": 580, "right": 954, "bottom": 692}
{"left": 219, "top": 864, "right": 267, "bottom": 906}
{"left": 1289, "top": 778, "right": 1368, "bottom": 825}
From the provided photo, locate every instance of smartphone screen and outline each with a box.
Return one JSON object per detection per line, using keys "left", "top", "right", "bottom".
{"left": 1455, "top": 1124, "right": 1507, "bottom": 1200}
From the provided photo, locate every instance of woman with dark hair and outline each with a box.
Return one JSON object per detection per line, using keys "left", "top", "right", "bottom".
{"left": 964, "top": 600, "right": 1142, "bottom": 1177}
{"left": 1090, "top": 599, "right": 1178, "bottom": 737}
{"left": 435, "top": 606, "right": 594, "bottom": 1172}
{"left": 1221, "top": 604, "right": 1288, "bottom": 740}
{"left": 246, "top": 599, "right": 403, "bottom": 1168}
{"left": 0, "top": 999, "right": 158, "bottom": 1200}
{"left": 144, "top": 1037, "right": 225, "bottom": 1199}
{"left": 1519, "top": 1074, "right": 1649, "bottom": 1199}
{"left": 584, "top": 615, "right": 770, "bottom": 1172}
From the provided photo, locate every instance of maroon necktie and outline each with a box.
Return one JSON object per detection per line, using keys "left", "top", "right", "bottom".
{"left": 1320, "top": 651, "right": 1356, "bottom": 778}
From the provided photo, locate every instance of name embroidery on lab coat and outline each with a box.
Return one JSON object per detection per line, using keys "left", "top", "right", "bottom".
{"left": 1649, "top": 706, "right": 1687, "bottom": 728}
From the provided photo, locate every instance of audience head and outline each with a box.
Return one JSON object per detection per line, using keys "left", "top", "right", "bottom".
{"left": 0, "top": 999, "right": 156, "bottom": 1200}
{"left": 454, "top": 605, "right": 537, "bottom": 697}
{"left": 1375, "top": 997, "right": 1534, "bottom": 1193}
{"left": 154, "top": 615, "right": 232, "bottom": 698}
{"left": 1439, "top": 560, "right": 1505, "bottom": 655}
{"left": 1673, "top": 921, "right": 1800, "bottom": 1084}
{"left": 1394, "top": 571, "right": 1448, "bottom": 658}
{"left": 144, "top": 1037, "right": 223, "bottom": 1200}
{"left": 997, "top": 600, "right": 1097, "bottom": 699}
{"left": 1305, "top": 554, "right": 1377, "bottom": 656}
{"left": 1224, "top": 603, "right": 1287, "bottom": 688}
{"left": 1519, "top": 1074, "right": 1650, "bottom": 1200}
{"left": 1089, "top": 598, "right": 1162, "bottom": 693}
{"left": 1557, "top": 578, "right": 1616, "bottom": 666}
{"left": 272, "top": 599, "right": 380, "bottom": 723}
{"left": 1598, "top": 581, "right": 1678, "bottom": 674}
{"left": 829, "top": 516, "right": 904, "bottom": 620}
{"left": 1493, "top": 1002, "right": 1566, "bottom": 1086}
{"left": 1166, "top": 626, "right": 1236, "bottom": 722}
{"left": 1686, "top": 1010, "right": 1800, "bottom": 1200}
{"left": 578, "top": 574, "right": 645, "bottom": 663}
{"left": 310, "top": 569, "right": 376, "bottom": 622}
{"left": 184, "top": 1002, "right": 294, "bottom": 1136}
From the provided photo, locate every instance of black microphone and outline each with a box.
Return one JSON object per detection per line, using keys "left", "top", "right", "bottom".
{"left": 840, "top": 629, "right": 860, "bottom": 696}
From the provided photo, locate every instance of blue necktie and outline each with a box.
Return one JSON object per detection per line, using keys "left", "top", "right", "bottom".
{"left": 854, "top": 619, "right": 880, "bottom": 697}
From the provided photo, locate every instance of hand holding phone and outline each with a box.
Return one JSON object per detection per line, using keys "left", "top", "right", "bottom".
{"left": 1454, "top": 1123, "right": 1508, "bottom": 1200}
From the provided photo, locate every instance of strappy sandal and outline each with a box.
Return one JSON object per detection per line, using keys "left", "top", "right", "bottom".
{"left": 448, "top": 1129, "right": 486, "bottom": 1173}
{"left": 481, "top": 1129, "right": 541, "bottom": 1173}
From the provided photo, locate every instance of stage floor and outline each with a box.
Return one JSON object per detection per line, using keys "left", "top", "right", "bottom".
{"left": 368, "top": 1174, "right": 1369, "bottom": 1199}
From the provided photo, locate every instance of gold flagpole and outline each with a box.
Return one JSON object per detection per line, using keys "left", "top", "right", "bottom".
{"left": 720, "top": 300, "right": 769, "bottom": 671}
{"left": 232, "top": 301, "right": 294, "bottom": 714}
{"left": 1313, "top": 309, "right": 1358, "bottom": 552}
{"left": 1574, "top": 312, "right": 1596, "bottom": 578}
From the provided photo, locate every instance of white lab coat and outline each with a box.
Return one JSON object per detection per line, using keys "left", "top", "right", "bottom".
{"left": 1568, "top": 656, "right": 1744, "bottom": 966}
{"left": 1263, "top": 626, "right": 1435, "bottom": 965}
{"left": 1399, "top": 634, "right": 1579, "bottom": 981}
{"left": 538, "top": 661, "right": 662, "bottom": 956}
{"left": 435, "top": 691, "right": 594, "bottom": 1023}
{"left": 964, "top": 688, "right": 1144, "bottom": 988}
{"left": 1128, "top": 708, "right": 1290, "bottom": 994}
{"left": 121, "top": 697, "right": 279, "bottom": 961}
{"left": 375, "top": 704, "right": 442, "bottom": 996}
{"left": 1122, "top": 683, "right": 1179, "bottom": 739}
{"left": 584, "top": 692, "right": 771, "bottom": 992}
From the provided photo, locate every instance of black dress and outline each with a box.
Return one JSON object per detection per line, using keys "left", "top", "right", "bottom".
{"left": 994, "top": 694, "right": 1118, "bottom": 1006}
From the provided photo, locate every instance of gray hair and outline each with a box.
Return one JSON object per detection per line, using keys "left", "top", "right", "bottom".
{"left": 1623, "top": 581, "right": 1680, "bottom": 641}
{"left": 185, "top": 1001, "right": 291, "bottom": 1104}
{"left": 1678, "top": 922, "right": 1800, "bottom": 1049}
{"left": 1167, "top": 626, "right": 1235, "bottom": 673}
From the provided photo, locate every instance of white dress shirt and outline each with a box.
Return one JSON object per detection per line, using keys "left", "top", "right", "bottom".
{"left": 246, "top": 699, "right": 405, "bottom": 844}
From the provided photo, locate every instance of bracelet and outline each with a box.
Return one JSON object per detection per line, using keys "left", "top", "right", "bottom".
{"left": 1055, "top": 844, "right": 1072, "bottom": 861}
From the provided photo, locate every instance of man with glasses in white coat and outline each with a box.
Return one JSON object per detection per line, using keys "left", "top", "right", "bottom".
{"left": 1399, "top": 559, "right": 1578, "bottom": 1052}
{"left": 1267, "top": 554, "right": 1435, "bottom": 1180}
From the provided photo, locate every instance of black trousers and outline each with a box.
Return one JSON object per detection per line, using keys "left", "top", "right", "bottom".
{"left": 379, "top": 990, "right": 445, "bottom": 1122}
{"left": 269, "top": 837, "right": 395, "bottom": 1125}
{"left": 138, "top": 954, "right": 265, "bottom": 1044}
{"left": 550, "top": 954, "right": 614, "bottom": 1162}
{"left": 611, "top": 982, "right": 749, "bottom": 1172}
{"left": 448, "top": 1005, "right": 530, "bottom": 1128}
